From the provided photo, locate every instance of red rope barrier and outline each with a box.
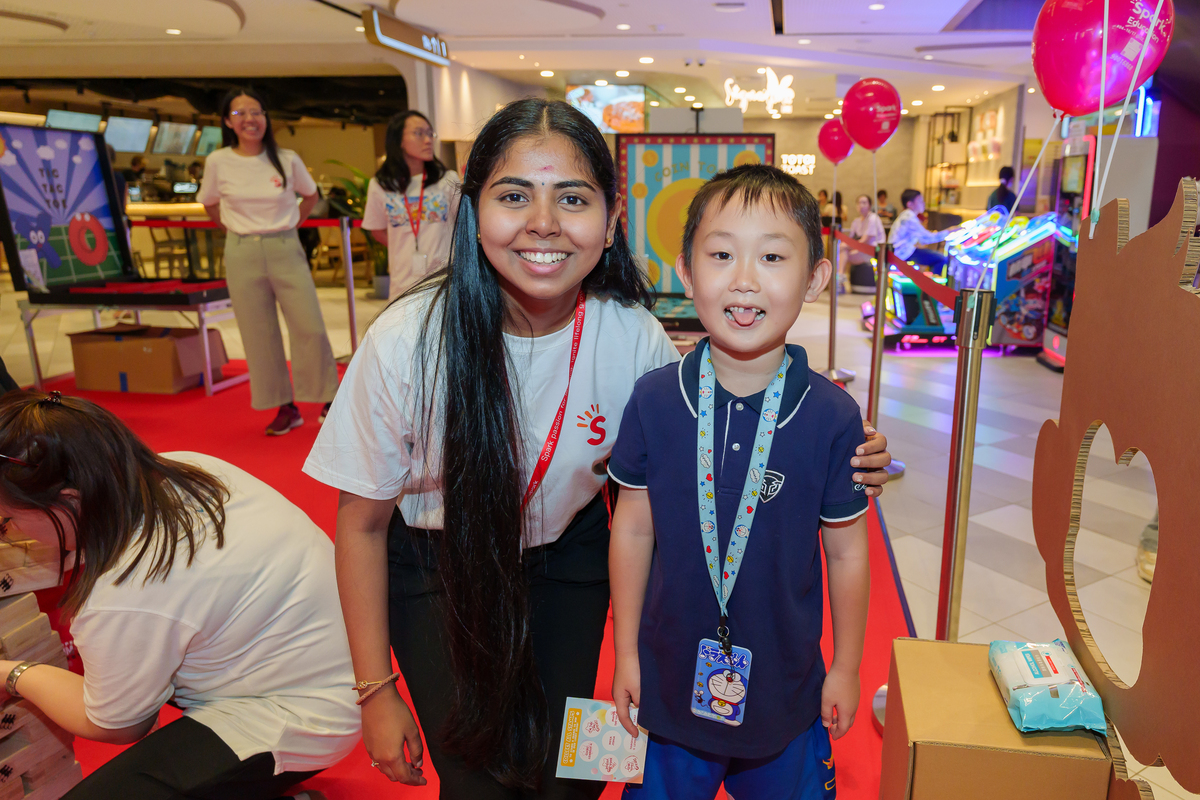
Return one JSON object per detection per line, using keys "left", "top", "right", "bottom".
{"left": 129, "top": 218, "right": 362, "bottom": 229}
{"left": 833, "top": 230, "right": 875, "bottom": 257}
{"left": 887, "top": 253, "right": 959, "bottom": 309}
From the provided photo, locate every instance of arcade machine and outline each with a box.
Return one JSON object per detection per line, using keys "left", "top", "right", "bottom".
{"left": 945, "top": 205, "right": 1077, "bottom": 349}
{"left": 860, "top": 262, "right": 956, "bottom": 348}
{"left": 1038, "top": 134, "right": 1095, "bottom": 371}
{"left": 0, "top": 122, "right": 228, "bottom": 306}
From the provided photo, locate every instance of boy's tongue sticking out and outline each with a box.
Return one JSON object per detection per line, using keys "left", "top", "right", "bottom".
{"left": 726, "top": 306, "right": 764, "bottom": 327}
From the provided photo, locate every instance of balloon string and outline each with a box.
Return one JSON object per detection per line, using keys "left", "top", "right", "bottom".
{"left": 972, "top": 113, "right": 1061, "bottom": 292}
{"left": 1090, "top": 0, "right": 1166, "bottom": 239}
{"left": 1091, "top": 0, "right": 1110, "bottom": 238}
{"left": 832, "top": 163, "right": 838, "bottom": 230}
{"left": 872, "top": 150, "right": 878, "bottom": 216}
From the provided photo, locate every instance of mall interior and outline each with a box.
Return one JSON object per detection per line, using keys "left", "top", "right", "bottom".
{"left": 0, "top": 1, "right": 1198, "bottom": 799}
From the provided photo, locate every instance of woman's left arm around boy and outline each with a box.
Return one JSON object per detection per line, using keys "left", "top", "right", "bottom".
{"left": 820, "top": 513, "right": 870, "bottom": 740}
{"left": 609, "top": 487, "right": 656, "bottom": 738}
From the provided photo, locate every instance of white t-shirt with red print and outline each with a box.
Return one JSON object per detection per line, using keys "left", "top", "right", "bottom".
{"left": 304, "top": 289, "right": 679, "bottom": 547}
{"left": 196, "top": 147, "right": 317, "bottom": 236}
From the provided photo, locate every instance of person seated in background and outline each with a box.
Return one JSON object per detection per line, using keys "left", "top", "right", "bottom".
{"left": 817, "top": 189, "right": 832, "bottom": 229}
{"left": 822, "top": 190, "right": 847, "bottom": 228}
{"left": 888, "top": 188, "right": 956, "bottom": 276}
{"left": 987, "top": 165, "right": 1017, "bottom": 212}
{"left": 841, "top": 193, "right": 886, "bottom": 293}
{"left": 877, "top": 189, "right": 897, "bottom": 226}
{"left": 187, "top": 161, "right": 204, "bottom": 182}
{"left": 0, "top": 391, "right": 360, "bottom": 800}
{"left": 122, "top": 155, "right": 147, "bottom": 184}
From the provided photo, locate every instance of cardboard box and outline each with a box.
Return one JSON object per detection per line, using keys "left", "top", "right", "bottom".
{"left": 68, "top": 324, "right": 227, "bottom": 394}
{"left": 881, "top": 639, "right": 1111, "bottom": 800}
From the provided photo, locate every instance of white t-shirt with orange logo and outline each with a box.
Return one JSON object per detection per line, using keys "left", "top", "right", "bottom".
{"left": 196, "top": 147, "right": 318, "bottom": 236}
{"left": 303, "top": 288, "right": 678, "bottom": 547}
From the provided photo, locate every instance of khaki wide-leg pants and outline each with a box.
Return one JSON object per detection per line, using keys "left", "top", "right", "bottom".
{"left": 224, "top": 229, "right": 339, "bottom": 410}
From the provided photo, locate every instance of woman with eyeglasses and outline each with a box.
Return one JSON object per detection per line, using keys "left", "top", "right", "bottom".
{"left": 0, "top": 391, "right": 360, "bottom": 800}
{"left": 198, "top": 87, "right": 340, "bottom": 437}
{"left": 362, "top": 111, "right": 461, "bottom": 300}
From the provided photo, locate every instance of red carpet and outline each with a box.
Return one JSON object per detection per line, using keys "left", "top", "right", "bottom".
{"left": 44, "top": 364, "right": 911, "bottom": 799}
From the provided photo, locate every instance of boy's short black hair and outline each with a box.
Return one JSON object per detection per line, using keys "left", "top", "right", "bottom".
{"left": 999, "top": 166, "right": 1015, "bottom": 182}
{"left": 681, "top": 163, "right": 823, "bottom": 273}
{"left": 877, "top": 189, "right": 888, "bottom": 198}
{"left": 900, "top": 188, "right": 922, "bottom": 209}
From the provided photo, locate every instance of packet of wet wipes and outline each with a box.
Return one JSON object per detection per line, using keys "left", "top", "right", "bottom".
{"left": 988, "top": 639, "right": 1106, "bottom": 734}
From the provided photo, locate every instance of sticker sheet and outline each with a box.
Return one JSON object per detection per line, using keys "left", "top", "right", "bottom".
{"left": 556, "top": 697, "right": 647, "bottom": 784}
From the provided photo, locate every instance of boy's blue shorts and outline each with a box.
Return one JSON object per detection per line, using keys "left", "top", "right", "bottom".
{"left": 622, "top": 715, "right": 835, "bottom": 800}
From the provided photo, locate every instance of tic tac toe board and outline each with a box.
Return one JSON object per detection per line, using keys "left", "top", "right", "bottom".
{"left": 616, "top": 134, "right": 774, "bottom": 296}
{"left": 0, "top": 123, "right": 136, "bottom": 294}
{"left": 556, "top": 697, "right": 648, "bottom": 784}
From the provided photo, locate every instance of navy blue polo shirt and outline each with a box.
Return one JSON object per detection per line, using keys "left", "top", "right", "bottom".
{"left": 608, "top": 339, "right": 868, "bottom": 758}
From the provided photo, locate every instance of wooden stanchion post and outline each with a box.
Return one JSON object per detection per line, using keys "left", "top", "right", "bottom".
{"left": 935, "top": 289, "right": 995, "bottom": 642}
{"left": 340, "top": 217, "right": 359, "bottom": 356}
{"left": 822, "top": 227, "right": 855, "bottom": 383}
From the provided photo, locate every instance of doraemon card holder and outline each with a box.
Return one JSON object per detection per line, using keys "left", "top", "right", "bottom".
{"left": 0, "top": 123, "right": 135, "bottom": 296}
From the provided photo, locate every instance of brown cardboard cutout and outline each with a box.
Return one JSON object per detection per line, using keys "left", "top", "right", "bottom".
{"left": 1033, "top": 178, "right": 1200, "bottom": 795}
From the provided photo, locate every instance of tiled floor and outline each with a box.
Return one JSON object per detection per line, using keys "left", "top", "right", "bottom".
{"left": 1, "top": 278, "right": 1190, "bottom": 797}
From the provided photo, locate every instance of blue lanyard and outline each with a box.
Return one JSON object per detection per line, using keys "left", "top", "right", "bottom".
{"left": 695, "top": 342, "right": 788, "bottom": 653}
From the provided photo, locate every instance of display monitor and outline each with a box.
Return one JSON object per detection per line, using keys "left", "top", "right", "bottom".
{"left": 45, "top": 110, "right": 102, "bottom": 133}
{"left": 1061, "top": 154, "right": 1087, "bottom": 194}
{"left": 194, "top": 126, "right": 223, "bottom": 157}
{"left": 565, "top": 85, "right": 645, "bottom": 134}
{"left": 103, "top": 117, "right": 154, "bottom": 153}
{"left": 152, "top": 122, "right": 198, "bottom": 155}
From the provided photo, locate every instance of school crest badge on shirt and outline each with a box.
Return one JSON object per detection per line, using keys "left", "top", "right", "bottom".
{"left": 759, "top": 470, "right": 784, "bottom": 503}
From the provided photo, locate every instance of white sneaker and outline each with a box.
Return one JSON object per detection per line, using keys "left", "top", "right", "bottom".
{"left": 1136, "top": 544, "right": 1156, "bottom": 583}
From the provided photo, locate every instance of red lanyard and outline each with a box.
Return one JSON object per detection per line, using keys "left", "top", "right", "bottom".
{"left": 521, "top": 289, "right": 588, "bottom": 510}
{"left": 401, "top": 177, "right": 425, "bottom": 244}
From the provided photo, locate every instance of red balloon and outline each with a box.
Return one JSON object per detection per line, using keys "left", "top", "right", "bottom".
{"left": 1033, "top": 0, "right": 1174, "bottom": 116}
{"left": 817, "top": 119, "right": 854, "bottom": 165}
{"left": 841, "top": 78, "right": 902, "bottom": 152}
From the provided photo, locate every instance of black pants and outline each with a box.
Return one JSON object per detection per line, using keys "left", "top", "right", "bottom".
{"left": 63, "top": 717, "right": 318, "bottom": 800}
{"left": 388, "top": 496, "right": 611, "bottom": 800}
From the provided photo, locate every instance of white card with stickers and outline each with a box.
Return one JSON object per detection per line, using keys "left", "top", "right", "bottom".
{"left": 555, "top": 697, "right": 648, "bottom": 784}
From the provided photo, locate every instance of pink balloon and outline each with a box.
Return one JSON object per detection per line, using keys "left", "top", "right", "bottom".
{"left": 1033, "top": 0, "right": 1174, "bottom": 117}
{"left": 841, "top": 78, "right": 902, "bottom": 152}
{"left": 818, "top": 119, "right": 854, "bottom": 165}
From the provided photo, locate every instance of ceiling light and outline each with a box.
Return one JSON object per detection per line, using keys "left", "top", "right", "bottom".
{"left": 596, "top": 80, "right": 609, "bottom": 86}
{"left": 639, "top": 56, "right": 654, "bottom": 64}
{"left": 838, "top": 99, "right": 843, "bottom": 105}
{"left": 901, "top": 108, "right": 909, "bottom": 115}
{"left": 692, "top": 102, "right": 703, "bottom": 108}
{"left": 923, "top": 54, "right": 933, "bottom": 60}
{"left": 1028, "top": 86, "right": 1036, "bottom": 93}
{"left": 685, "top": 95, "right": 696, "bottom": 101}
{"left": 833, "top": 108, "right": 842, "bottom": 114}
{"left": 165, "top": 28, "right": 182, "bottom": 35}
{"left": 675, "top": 87, "right": 686, "bottom": 93}
{"left": 911, "top": 100, "right": 923, "bottom": 106}
{"left": 616, "top": 23, "right": 631, "bottom": 30}
{"left": 932, "top": 85, "right": 945, "bottom": 91}
{"left": 540, "top": 70, "right": 554, "bottom": 77}
{"left": 519, "top": 55, "right": 525, "bottom": 60}
{"left": 824, "top": 113, "right": 834, "bottom": 119}
{"left": 354, "top": 25, "right": 365, "bottom": 32}
{"left": 615, "top": 70, "right": 629, "bottom": 77}
{"left": 771, "top": 113, "right": 781, "bottom": 119}
{"left": 983, "top": 90, "right": 989, "bottom": 95}
{"left": 649, "top": 100, "right": 660, "bottom": 106}
{"left": 714, "top": 2, "right": 747, "bottom": 10}
{"left": 797, "top": 38, "right": 811, "bottom": 44}
{"left": 757, "top": 67, "right": 766, "bottom": 74}
{"left": 534, "top": 62, "right": 540, "bottom": 67}
{"left": 868, "top": 3, "right": 885, "bottom": 9}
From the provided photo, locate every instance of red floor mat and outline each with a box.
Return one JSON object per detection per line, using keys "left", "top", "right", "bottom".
{"left": 50, "top": 365, "right": 910, "bottom": 799}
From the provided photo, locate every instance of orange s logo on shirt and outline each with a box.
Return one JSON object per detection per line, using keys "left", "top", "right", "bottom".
{"left": 576, "top": 404, "right": 607, "bottom": 446}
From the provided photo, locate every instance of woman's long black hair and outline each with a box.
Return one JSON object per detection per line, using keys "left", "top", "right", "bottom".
{"left": 376, "top": 110, "right": 447, "bottom": 193}
{"left": 218, "top": 87, "right": 288, "bottom": 187}
{"left": 408, "top": 98, "right": 651, "bottom": 790}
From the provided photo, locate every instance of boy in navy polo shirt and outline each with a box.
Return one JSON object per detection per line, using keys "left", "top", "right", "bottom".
{"left": 608, "top": 164, "right": 870, "bottom": 799}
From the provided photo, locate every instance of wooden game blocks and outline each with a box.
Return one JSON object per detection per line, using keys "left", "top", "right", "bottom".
{"left": 0, "top": 594, "right": 79, "bottom": 799}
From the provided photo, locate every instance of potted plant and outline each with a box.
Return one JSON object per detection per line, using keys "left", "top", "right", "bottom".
{"left": 325, "top": 159, "right": 391, "bottom": 299}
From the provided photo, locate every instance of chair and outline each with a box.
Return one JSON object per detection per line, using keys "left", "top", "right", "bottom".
{"left": 148, "top": 227, "right": 189, "bottom": 278}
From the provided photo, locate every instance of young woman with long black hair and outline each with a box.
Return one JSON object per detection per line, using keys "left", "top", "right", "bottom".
{"left": 198, "top": 87, "right": 339, "bottom": 436}
{"left": 0, "top": 391, "right": 360, "bottom": 799}
{"left": 305, "top": 99, "right": 894, "bottom": 798}
{"left": 362, "top": 111, "right": 461, "bottom": 300}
